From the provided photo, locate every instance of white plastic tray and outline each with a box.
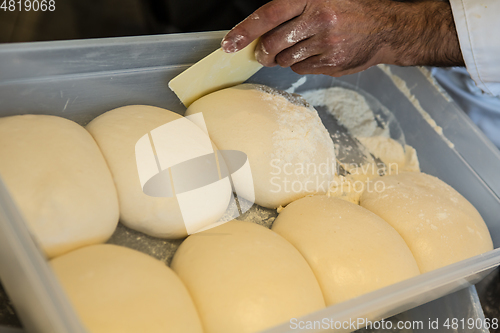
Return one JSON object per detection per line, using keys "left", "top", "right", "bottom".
{"left": 0, "top": 31, "right": 500, "bottom": 333}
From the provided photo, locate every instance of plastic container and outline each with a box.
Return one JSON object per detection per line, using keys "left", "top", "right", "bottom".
{"left": 0, "top": 31, "right": 500, "bottom": 333}
{"left": 385, "top": 285, "right": 490, "bottom": 333}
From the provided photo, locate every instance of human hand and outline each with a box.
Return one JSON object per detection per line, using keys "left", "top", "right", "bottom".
{"left": 222, "top": 0, "right": 464, "bottom": 77}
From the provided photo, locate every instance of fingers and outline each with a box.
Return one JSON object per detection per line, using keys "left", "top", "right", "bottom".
{"left": 271, "top": 31, "right": 344, "bottom": 70}
{"left": 290, "top": 55, "right": 333, "bottom": 75}
{"left": 221, "top": 0, "right": 307, "bottom": 53}
{"left": 255, "top": 19, "right": 316, "bottom": 67}
{"left": 273, "top": 37, "right": 322, "bottom": 68}
{"left": 290, "top": 53, "right": 372, "bottom": 77}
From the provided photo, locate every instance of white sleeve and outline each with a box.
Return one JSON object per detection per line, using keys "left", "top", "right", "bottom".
{"left": 449, "top": 0, "right": 500, "bottom": 96}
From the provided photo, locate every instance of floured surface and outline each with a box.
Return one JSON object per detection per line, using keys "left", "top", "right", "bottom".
{"left": 107, "top": 223, "right": 183, "bottom": 266}
{"left": 254, "top": 85, "right": 327, "bottom": 164}
{"left": 237, "top": 203, "right": 278, "bottom": 229}
{"left": 297, "top": 84, "right": 420, "bottom": 204}
{"left": 301, "top": 85, "right": 406, "bottom": 167}
{"left": 107, "top": 204, "right": 278, "bottom": 266}
{"left": 302, "top": 87, "right": 390, "bottom": 138}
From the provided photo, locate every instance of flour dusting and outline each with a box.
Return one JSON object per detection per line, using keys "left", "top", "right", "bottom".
{"left": 285, "top": 76, "right": 307, "bottom": 93}
{"left": 252, "top": 84, "right": 334, "bottom": 164}
{"left": 301, "top": 87, "right": 390, "bottom": 138}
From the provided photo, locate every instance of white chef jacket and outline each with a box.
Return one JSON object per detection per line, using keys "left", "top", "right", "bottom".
{"left": 449, "top": 0, "right": 500, "bottom": 96}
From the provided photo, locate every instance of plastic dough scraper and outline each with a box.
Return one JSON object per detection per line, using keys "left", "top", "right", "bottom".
{"left": 168, "top": 39, "right": 263, "bottom": 107}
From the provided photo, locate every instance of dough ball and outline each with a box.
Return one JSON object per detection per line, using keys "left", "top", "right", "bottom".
{"left": 0, "top": 115, "right": 119, "bottom": 258}
{"left": 87, "top": 105, "right": 214, "bottom": 238}
{"left": 171, "top": 220, "right": 325, "bottom": 333}
{"left": 272, "top": 196, "right": 420, "bottom": 306}
{"left": 360, "top": 172, "right": 493, "bottom": 273}
{"left": 357, "top": 136, "right": 405, "bottom": 169}
{"left": 328, "top": 137, "right": 421, "bottom": 205}
{"left": 402, "top": 145, "right": 420, "bottom": 172}
{"left": 357, "top": 136, "right": 420, "bottom": 173}
{"left": 50, "top": 244, "right": 203, "bottom": 333}
{"left": 185, "top": 84, "right": 336, "bottom": 208}
{"left": 326, "top": 174, "right": 364, "bottom": 205}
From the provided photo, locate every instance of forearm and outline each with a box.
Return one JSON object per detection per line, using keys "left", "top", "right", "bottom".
{"left": 222, "top": 0, "right": 465, "bottom": 77}
{"left": 382, "top": 1, "right": 465, "bottom": 67}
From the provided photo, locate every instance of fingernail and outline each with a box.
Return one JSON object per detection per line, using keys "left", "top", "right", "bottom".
{"left": 222, "top": 34, "right": 246, "bottom": 53}
{"left": 221, "top": 38, "right": 237, "bottom": 53}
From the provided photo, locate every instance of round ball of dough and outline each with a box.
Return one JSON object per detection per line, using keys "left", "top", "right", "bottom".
{"left": 185, "top": 84, "right": 336, "bottom": 208}
{"left": 272, "top": 195, "right": 420, "bottom": 306}
{"left": 50, "top": 244, "right": 203, "bottom": 333}
{"left": 0, "top": 115, "right": 119, "bottom": 258}
{"left": 87, "top": 105, "right": 220, "bottom": 238}
{"left": 356, "top": 136, "right": 420, "bottom": 173}
{"left": 171, "top": 220, "right": 325, "bottom": 333}
{"left": 360, "top": 172, "right": 493, "bottom": 273}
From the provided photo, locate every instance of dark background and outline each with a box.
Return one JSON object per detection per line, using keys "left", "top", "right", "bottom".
{"left": 0, "top": 0, "right": 269, "bottom": 43}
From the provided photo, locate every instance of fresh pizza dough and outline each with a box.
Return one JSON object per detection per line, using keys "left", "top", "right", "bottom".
{"left": 360, "top": 172, "right": 493, "bottom": 273}
{"left": 185, "top": 84, "right": 336, "bottom": 208}
{"left": 328, "top": 137, "right": 421, "bottom": 205}
{"left": 272, "top": 195, "right": 420, "bottom": 306}
{"left": 0, "top": 115, "right": 119, "bottom": 258}
{"left": 171, "top": 220, "right": 325, "bottom": 333}
{"left": 357, "top": 136, "right": 420, "bottom": 173}
{"left": 50, "top": 244, "right": 203, "bottom": 333}
{"left": 86, "top": 105, "right": 219, "bottom": 238}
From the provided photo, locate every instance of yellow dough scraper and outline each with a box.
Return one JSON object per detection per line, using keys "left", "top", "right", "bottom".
{"left": 168, "top": 39, "right": 263, "bottom": 107}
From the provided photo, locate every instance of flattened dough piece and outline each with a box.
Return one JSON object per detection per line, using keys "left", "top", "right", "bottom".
{"left": 50, "top": 244, "right": 203, "bottom": 333}
{"left": 272, "top": 196, "right": 420, "bottom": 306}
{"left": 360, "top": 172, "right": 493, "bottom": 273}
{"left": 86, "top": 105, "right": 187, "bottom": 238}
{"left": 185, "top": 84, "right": 336, "bottom": 209}
{"left": 0, "top": 115, "right": 118, "bottom": 258}
{"left": 171, "top": 220, "right": 325, "bottom": 333}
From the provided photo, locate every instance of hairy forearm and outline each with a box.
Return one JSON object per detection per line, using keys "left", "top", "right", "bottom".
{"left": 383, "top": 1, "right": 464, "bottom": 67}
{"left": 222, "top": 0, "right": 465, "bottom": 77}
